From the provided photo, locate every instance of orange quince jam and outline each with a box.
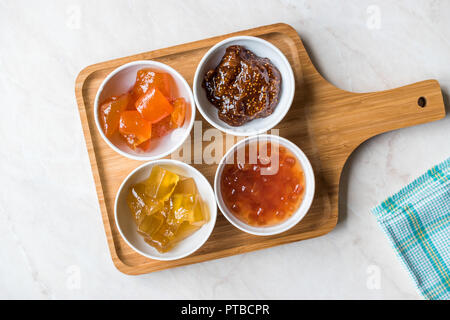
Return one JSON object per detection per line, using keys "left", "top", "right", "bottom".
{"left": 98, "top": 69, "right": 187, "bottom": 151}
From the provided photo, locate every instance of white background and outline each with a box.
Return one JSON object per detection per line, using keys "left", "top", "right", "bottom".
{"left": 0, "top": 0, "right": 449, "bottom": 299}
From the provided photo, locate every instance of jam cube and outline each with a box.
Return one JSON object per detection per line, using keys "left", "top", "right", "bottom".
{"left": 136, "top": 139, "right": 151, "bottom": 151}
{"left": 144, "top": 219, "right": 179, "bottom": 253}
{"left": 144, "top": 165, "right": 179, "bottom": 202}
{"left": 133, "top": 69, "right": 173, "bottom": 100}
{"left": 171, "top": 97, "right": 186, "bottom": 128}
{"left": 152, "top": 115, "right": 173, "bottom": 138}
{"left": 138, "top": 202, "right": 178, "bottom": 252}
{"left": 99, "top": 93, "right": 129, "bottom": 137}
{"left": 119, "top": 111, "right": 152, "bottom": 149}
{"left": 127, "top": 183, "right": 162, "bottom": 225}
{"left": 144, "top": 231, "right": 171, "bottom": 253}
{"left": 144, "top": 221, "right": 200, "bottom": 253}
{"left": 172, "top": 178, "right": 209, "bottom": 226}
{"left": 126, "top": 166, "right": 208, "bottom": 253}
{"left": 172, "top": 222, "right": 200, "bottom": 243}
{"left": 136, "top": 87, "right": 174, "bottom": 124}
{"left": 173, "top": 178, "right": 197, "bottom": 194}
{"left": 171, "top": 193, "right": 206, "bottom": 226}
{"left": 137, "top": 212, "right": 165, "bottom": 238}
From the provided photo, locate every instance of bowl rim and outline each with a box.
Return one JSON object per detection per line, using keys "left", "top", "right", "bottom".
{"left": 193, "top": 35, "right": 295, "bottom": 137}
{"left": 94, "top": 60, "right": 196, "bottom": 161}
{"left": 214, "top": 134, "right": 315, "bottom": 236}
{"left": 114, "top": 159, "right": 217, "bottom": 261}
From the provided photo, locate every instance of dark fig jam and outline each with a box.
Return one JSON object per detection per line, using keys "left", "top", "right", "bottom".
{"left": 203, "top": 45, "right": 282, "bottom": 126}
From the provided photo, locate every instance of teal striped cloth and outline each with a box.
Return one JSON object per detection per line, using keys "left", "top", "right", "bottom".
{"left": 372, "top": 157, "right": 450, "bottom": 300}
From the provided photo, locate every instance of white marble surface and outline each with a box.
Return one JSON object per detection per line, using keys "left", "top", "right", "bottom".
{"left": 0, "top": 0, "right": 449, "bottom": 299}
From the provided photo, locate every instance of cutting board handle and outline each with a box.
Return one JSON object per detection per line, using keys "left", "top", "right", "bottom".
{"left": 358, "top": 80, "right": 445, "bottom": 135}
{"left": 312, "top": 79, "right": 446, "bottom": 179}
{"left": 330, "top": 79, "right": 446, "bottom": 153}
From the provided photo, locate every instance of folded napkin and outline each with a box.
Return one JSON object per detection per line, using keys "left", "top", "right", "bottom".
{"left": 372, "top": 157, "right": 450, "bottom": 300}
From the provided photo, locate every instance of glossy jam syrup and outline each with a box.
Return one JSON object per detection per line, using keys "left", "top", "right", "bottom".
{"left": 203, "top": 45, "right": 282, "bottom": 126}
{"left": 126, "top": 166, "right": 208, "bottom": 253}
{"left": 220, "top": 141, "right": 305, "bottom": 227}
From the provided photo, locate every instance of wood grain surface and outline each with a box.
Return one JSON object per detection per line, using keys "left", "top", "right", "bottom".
{"left": 75, "top": 23, "right": 446, "bottom": 275}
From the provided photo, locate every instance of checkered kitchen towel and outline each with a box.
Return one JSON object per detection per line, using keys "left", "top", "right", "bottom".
{"left": 372, "top": 157, "right": 450, "bottom": 300}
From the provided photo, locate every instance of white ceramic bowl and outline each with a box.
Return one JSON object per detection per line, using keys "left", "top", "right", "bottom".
{"left": 193, "top": 36, "right": 295, "bottom": 136}
{"left": 114, "top": 160, "right": 217, "bottom": 260}
{"left": 214, "top": 134, "right": 315, "bottom": 236}
{"left": 94, "top": 60, "right": 195, "bottom": 160}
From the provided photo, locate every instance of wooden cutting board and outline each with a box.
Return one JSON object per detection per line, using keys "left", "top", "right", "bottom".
{"left": 75, "top": 23, "right": 446, "bottom": 275}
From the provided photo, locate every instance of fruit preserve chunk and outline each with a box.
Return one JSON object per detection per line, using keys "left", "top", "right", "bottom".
{"left": 99, "top": 93, "right": 129, "bottom": 137}
{"left": 171, "top": 178, "right": 208, "bottom": 226}
{"left": 151, "top": 115, "right": 173, "bottom": 138}
{"left": 173, "top": 177, "right": 197, "bottom": 194}
{"left": 171, "top": 97, "right": 187, "bottom": 128}
{"left": 133, "top": 69, "right": 173, "bottom": 99}
{"left": 144, "top": 220, "right": 200, "bottom": 253}
{"left": 144, "top": 165, "right": 179, "bottom": 202}
{"left": 126, "top": 166, "right": 209, "bottom": 253}
{"left": 171, "top": 194, "right": 205, "bottom": 226}
{"left": 119, "top": 111, "right": 152, "bottom": 149}
{"left": 220, "top": 141, "right": 305, "bottom": 227}
{"left": 136, "top": 87, "right": 174, "bottom": 123}
{"left": 138, "top": 212, "right": 165, "bottom": 237}
{"left": 127, "top": 183, "right": 162, "bottom": 225}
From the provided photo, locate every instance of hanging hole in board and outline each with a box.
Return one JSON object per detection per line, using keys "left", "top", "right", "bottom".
{"left": 418, "top": 96, "right": 426, "bottom": 108}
